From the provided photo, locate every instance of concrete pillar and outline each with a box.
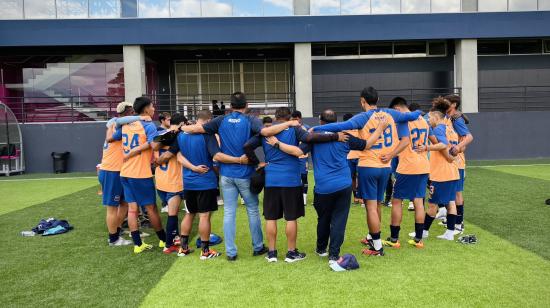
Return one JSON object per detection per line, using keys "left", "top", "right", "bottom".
{"left": 294, "top": 43, "right": 313, "bottom": 117}
{"left": 455, "top": 39, "right": 479, "bottom": 113}
{"left": 123, "top": 45, "right": 146, "bottom": 104}
{"left": 461, "top": 0, "right": 478, "bottom": 12}
{"left": 294, "top": 0, "right": 310, "bottom": 15}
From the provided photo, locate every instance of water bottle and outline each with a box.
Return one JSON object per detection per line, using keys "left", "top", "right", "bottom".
{"left": 21, "top": 231, "right": 36, "bottom": 237}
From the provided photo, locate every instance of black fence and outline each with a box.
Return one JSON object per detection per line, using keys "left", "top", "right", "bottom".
{"left": 479, "top": 86, "right": 550, "bottom": 112}
{"left": 0, "top": 92, "right": 295, "bottom": 123}
{"left": 312, "top": 88, "right": 461, "bottom": 116}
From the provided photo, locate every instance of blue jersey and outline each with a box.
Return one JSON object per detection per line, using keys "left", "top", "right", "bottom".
{"left": 169, "top": 132, "right": 220, "bottom": 191}
{"left": 261, "top": 125, "right": 309, "bottom": 187}
{"left": 203, "top": 111, "right": 262, "bottom": 179}
{"left": 300, "top": 130, "right": 366, "bottom": 194}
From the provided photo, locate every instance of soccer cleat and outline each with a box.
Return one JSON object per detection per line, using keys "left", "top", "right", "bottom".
{"left": 159, "top": 240, "right": 166, "bottom": 248}
{"left": 435, "top": 207, "right": 447, "bottom": 220}
{"left": 200, "top": 249, "right": 221, "bottom": 260}
{"left": 109, "top": 237, "right": 132, "bottom": 246}
{"left": 316, "top": 249, "right": 328, "bottom": 257}
{"left": 173, "top": 236, "right": 181, "bottom": 246}
{"left": 407, "top": 239, "right": 424, "bottom": 249}
{"left": 408, "top": 230, "right": 429, "bottom": 239}
{"left": 360, "top": 237, "right": 374, "bottom": 249}
{"left": 265, "top": 250, "right": 278, "bottom": 263}
{"left": 161, "top": 205, "right": 168, "bottom": 213}
{"left": 361, "top": 247, "right": 385, "bottom": 256}
{"left": 382, "top": 238, "right": 401, "bottom": 249}
{"left": 177, "top": 247, "right": 194, "bottom": 257}
{"left": 284, "top": 249, "right": 306, "bottom": 263}
{"left": 453, "top": 224, "right": 464, "bottom": 235}
{"left": 437, "top": 232, "right": 455, "bottom": 241}
{"left": 133, "top": 243, "right": 153, "bottom": 254}
{"left": 407, "top": 201, "right": 415, "bottom": 211}
{"left": 217, "top": 198, "right": 224, "bottom": 206}
{"left": 163, "top": 245, "right": 180, "bottom": 255}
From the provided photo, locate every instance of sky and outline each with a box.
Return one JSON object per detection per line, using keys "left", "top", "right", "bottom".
{"left": 0, "top": 0, "right": 546, "bottom": 19}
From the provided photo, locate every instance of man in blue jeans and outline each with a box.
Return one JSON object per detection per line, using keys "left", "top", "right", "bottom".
{"left": 182, "top": 92, "right": 299, "bottom": 261}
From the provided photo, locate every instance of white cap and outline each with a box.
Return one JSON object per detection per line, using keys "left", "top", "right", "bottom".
{"left": 116, "top": 101, "right": 133, "bottom": 114}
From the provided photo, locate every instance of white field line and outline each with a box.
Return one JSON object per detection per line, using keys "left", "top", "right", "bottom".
{"left": 0, "top": 176, "right": 96, "bottom": 182}
{"left": 468, "top": 164, "right": 550, "bottom": 168}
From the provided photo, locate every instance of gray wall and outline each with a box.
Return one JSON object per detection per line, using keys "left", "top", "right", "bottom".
{"left": 21, "top": 122, "right": 106, "bottom": 173}
{"left": 19, "top": 111, "right": 550, "bottom": 173}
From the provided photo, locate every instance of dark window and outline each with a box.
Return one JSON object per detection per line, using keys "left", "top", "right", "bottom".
{"left": 325, "top": 44, "right": 359, "bottom": 56}
{"left": 394, "top": 42, "right": 426, "bottom": 55}
{"left": 428, "top": 41, "right": 446, "bottom": 56}
{"left": 121, "top": 0, "right": 138, "bottom": 18}
{"left": 543, "top": 40, "right": 550, "bottom": 53}
{"left": 510, "top": 39, "right": 542, "bottom": 54}
{"left": 478, "top": 40, "right": 509, "bottom": 55}
{"left": 311, "top": 44, "right": 326, "bottom": 56}
{"left": 359, "top": 42, "right": 393, "bottom": 55}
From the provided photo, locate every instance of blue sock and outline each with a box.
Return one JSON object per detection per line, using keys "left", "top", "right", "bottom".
{"left": 131, "top": 231, "right": 142, "bottom": 246}
{"left": 165, "top": 215, "right": 178, "bottom": 248}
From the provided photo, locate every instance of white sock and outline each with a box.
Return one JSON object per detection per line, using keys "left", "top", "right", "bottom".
{"left": 373, "top": 239, "right": 382, "bottom": 250}
{"left": 367, "top": 233, "right": 372, "bottom": 240}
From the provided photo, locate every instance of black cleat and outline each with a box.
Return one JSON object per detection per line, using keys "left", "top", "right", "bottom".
{"left": 227, "top": 255, "right": 238, "bottom": 262}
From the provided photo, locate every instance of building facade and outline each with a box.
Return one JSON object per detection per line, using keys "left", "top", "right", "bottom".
{"left": 1, "top": 0, "right": 550, "bottom": 172}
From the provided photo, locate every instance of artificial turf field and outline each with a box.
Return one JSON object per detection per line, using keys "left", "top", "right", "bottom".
{"left": 1, "top": 160, "right": 550, "bottom": 307}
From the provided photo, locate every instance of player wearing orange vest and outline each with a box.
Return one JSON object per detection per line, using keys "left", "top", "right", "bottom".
{"left": 312, "top": 87, "right": 422, "bottom": 256}
{"left": 152, "top": 114, "right": 187, "bottom": 255}
{"left": 100, "top": 101, "right": 151, "bottom": 247}
{"left": 120, "top": 96, "right": 166, "bottom": 254}
{"left": 416, "top": 98, "right": 460, "bottom": 241}
{"left": 377, "top": 98, "right": 431, "bottom": 249}
{"left": 445, "top": 95, "right": 474, "bottom": 234}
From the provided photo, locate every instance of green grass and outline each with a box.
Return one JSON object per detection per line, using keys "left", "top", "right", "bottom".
{"left": 1, "top": 162, "right": 550, "bottom": 307}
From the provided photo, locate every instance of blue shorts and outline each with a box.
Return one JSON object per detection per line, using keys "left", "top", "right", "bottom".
{"left": 157, "top": 190, "right": 185, "bottom": 203}
{"left": 358, "top": 167, "right": 391, "bottom": 202}
{"left": 393, "top": 173, "right": 429, "bottom": 201}
{"left": 456, "top": 169, "right": 465, "bottom": 192}
{"left": 98, "top": 170, "right": 124, "bottom": 206}
{"left": 429, "top": 180, "right": 458, "bottom": 205}
{"left": 120, "top": 177, "right": 156, "bottom": 207}
{"left": 348, "top": 159, "right": 359, "bottom": 178}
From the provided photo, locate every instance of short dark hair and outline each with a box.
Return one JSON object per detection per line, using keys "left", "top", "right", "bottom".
{"left": 170, "top": 113, "right": 188, "bottom": 126}
{"left": 360, "top": 86, "right": 379, "bottom": 106}
{"left": 343, "top": 113, "right": 354, "bottom": 121}
{"left": 231, "top": 91, "right": 247, "bottom": 109}
{"left": 291, "top": 110, "right": 302, "bottom": 119}
{"left": 275, "top": 107, "right": 291, "bottom": 121}
{"left": 197, "top": 110, "right": 212, "bottom": 121}
{"left": 320, "top": 109, "right": 337, "bottom": 123}
{"left": 133, "top": 96, "right": 152, "bottom": 114}
{"left": 159, "top": 112, "right": 171, "bottom": 122}
{"left": 445, "top": 94, "right": 461, "bottom": 109}
{"left": 262, "top": 116, "right": 273, "bottom": 124}
{"left": 408, "top": 103, "right": 422, "bottom": 112}
{"left": 431, "top": 96, "right": 451, "bottom": 114}
{"left": 389, "top": 97, "right": 407, "bottom": 109}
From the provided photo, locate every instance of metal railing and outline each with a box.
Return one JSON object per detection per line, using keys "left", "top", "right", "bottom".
{"left": 147, "top": 92, "right": 296, "bottom": 120}
{"left": 479, "top": 86, "right": 550, "bottom": 112}
{"left": 312, "top": 88, "right": 461, "bottom": 115}
{"left": 0, "top": 92, "right": 296, "bottom": 123}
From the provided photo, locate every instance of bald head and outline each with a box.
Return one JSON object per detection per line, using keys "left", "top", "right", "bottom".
{"left": 320, "top": 109, "right": 337, "bottom": 124}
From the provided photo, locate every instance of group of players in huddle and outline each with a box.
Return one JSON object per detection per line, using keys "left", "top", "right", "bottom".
{"left": 97, "top": 86, "right": 473, "bottom": 264}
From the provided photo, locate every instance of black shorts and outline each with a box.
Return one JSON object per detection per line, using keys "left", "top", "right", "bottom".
{"left": 184, "top": 189, "right": 218, "bottom": 214}
{"left": 263, "top": 186, "right": 305, "bottom": 221}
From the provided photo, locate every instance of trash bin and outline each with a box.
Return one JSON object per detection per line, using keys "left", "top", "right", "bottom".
{"left": 51, "top": 152, "right": 70, "bottom": 174}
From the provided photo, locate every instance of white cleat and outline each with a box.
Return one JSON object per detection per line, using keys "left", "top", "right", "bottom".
{"left": 407, "top": 201, "right": 414, "bottom": 211}
{"left": 453, "top": 225, "right": 464, "bottom": 235}
{"left": 109, "top": 237, "right": 133, "bottom": 246}
{"left": 161, "top": 205, "right": 168, "bottom": 213}
{"left": 217, "top": 198, "right": 224, "bottom": 206}
{"left": 408, "top": 230, "right": 429, "bottom": 239}
{"left": 435, "top": 207, "right": 447, "bottom": 220}
{"left": 437, "top": 231, "right": 455, "bottom": 241}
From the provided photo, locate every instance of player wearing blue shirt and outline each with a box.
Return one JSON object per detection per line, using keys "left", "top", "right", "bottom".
{"left": 181, "top": 92, "right": 301, "bottom": 260}
{"left": 445, "top": 95, "right": 474, "bottom": 234}
{"left": 291, "top": 110, "right": 311, "bottom": 205}
{"left": 244, "top": 107, "right": 342, "bottom": 263}
{"left": 294, "top": 109, "right": 387, "bottom": 263}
